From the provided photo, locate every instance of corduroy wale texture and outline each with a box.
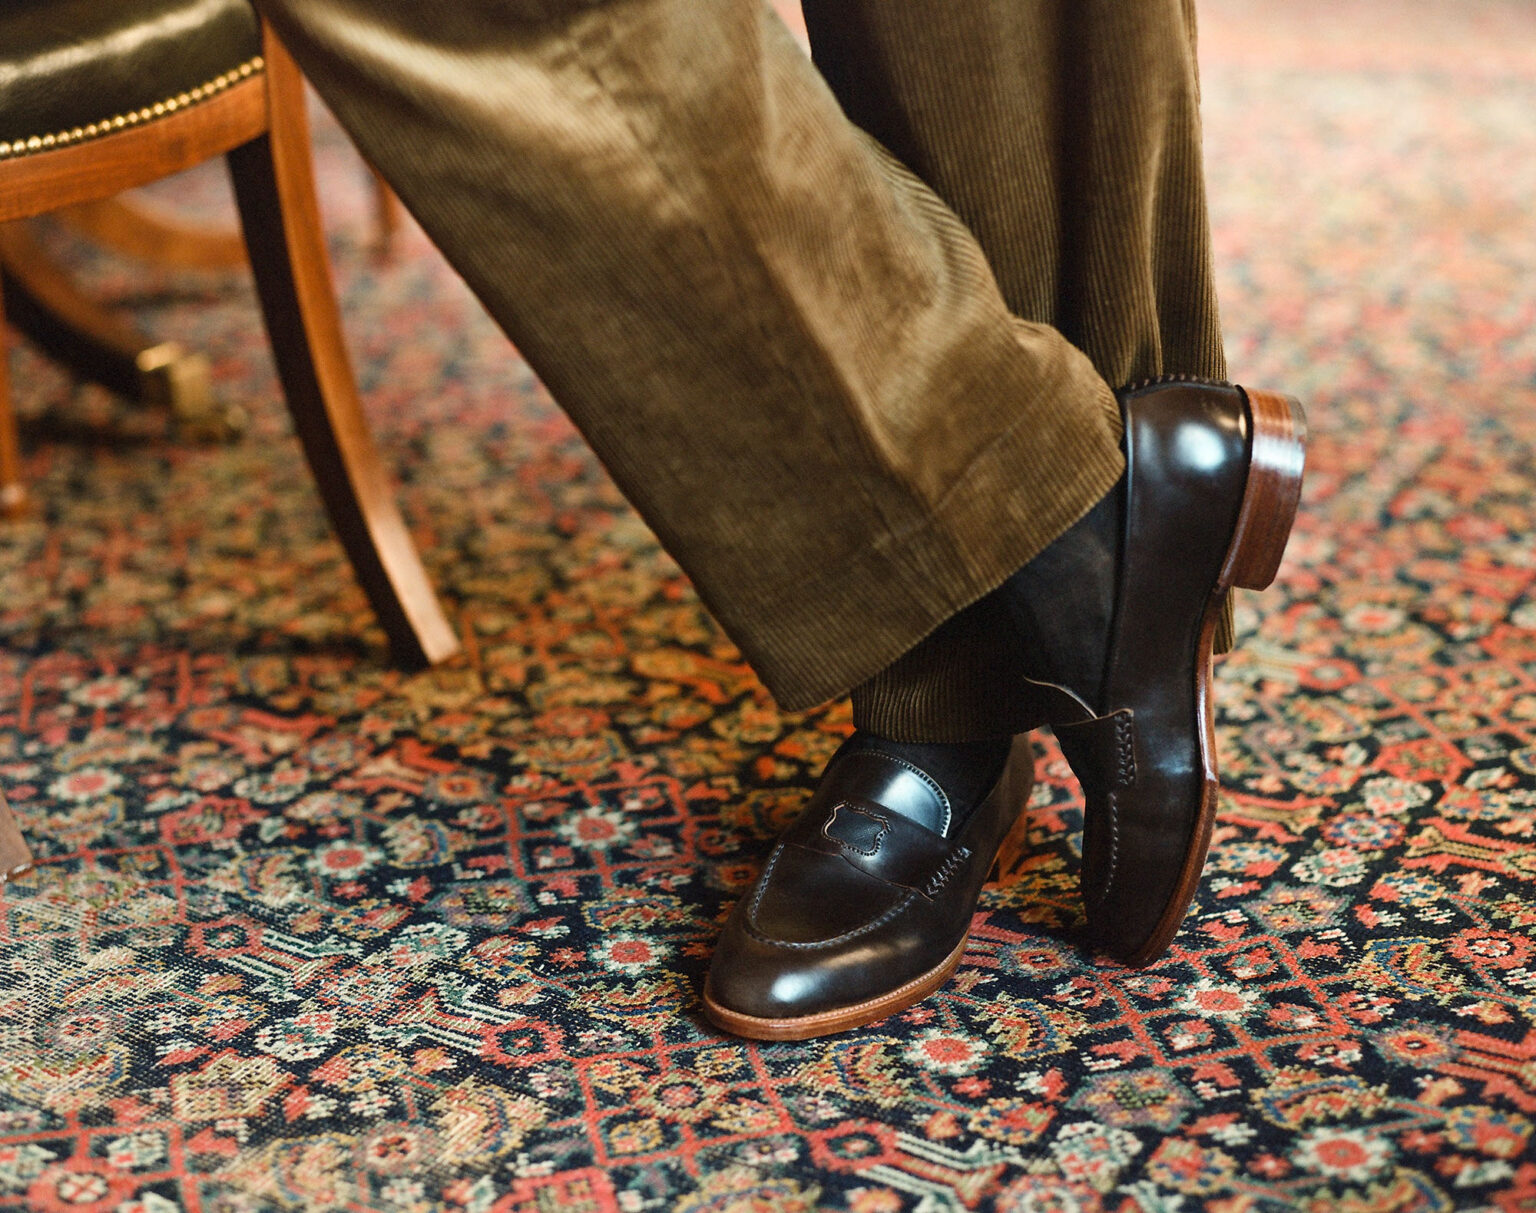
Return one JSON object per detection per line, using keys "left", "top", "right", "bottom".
{"left": 251, "top": 0, "right": 1225, "bottom": 732}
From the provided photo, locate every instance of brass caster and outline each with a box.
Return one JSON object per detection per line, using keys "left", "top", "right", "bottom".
{"left": 136, "top": 341, "right": 248, "bottom": 441}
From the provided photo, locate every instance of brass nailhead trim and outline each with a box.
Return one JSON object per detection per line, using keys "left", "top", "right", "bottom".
{"left": 0, "top": 56, "right": 264, "bottom": 161}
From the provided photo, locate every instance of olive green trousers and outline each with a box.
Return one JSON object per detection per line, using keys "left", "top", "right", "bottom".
{"left": 252, "top": 0, "right": 1227, "bottom": 732}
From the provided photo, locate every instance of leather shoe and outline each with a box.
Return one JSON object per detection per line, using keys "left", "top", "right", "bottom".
{"left": 703, "top": 735, "right": 1035, "bottom": 1040}
{"left": 1018, "top": 378, "right": 1306, "bottom": 965}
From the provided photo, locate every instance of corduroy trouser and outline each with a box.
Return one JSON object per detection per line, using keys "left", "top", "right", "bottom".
{"left": 252, "top": 0, "right": 1228, "bottom": 736}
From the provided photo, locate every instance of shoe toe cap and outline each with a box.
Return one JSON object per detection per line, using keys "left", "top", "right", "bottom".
{"left": 706, "top": 923, "right": 869, "bottom": 1022}
{"left": 705, "top": 892, "right": 954, "bottom": 1026}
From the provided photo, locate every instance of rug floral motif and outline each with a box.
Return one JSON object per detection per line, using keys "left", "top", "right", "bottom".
{"left": 2, "top": 2, "right": 1535, "bottom": 1209}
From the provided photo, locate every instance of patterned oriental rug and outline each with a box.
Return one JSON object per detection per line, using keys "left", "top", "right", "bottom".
{"left": 3, "top": 1, "right": 1536, "bottom": 1209}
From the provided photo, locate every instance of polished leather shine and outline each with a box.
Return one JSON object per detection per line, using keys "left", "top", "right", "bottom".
{"left": 1067, "top": 381, "right": 1247, "bottom": 947}
{"left": 705, "top": 736, "right": 1033, "bottom": 1037}
{"left": 0, "top": 0, "right": 259, "bottom": 143}
{"left": 1026, "top": 379, "right": 1305, "bottom": 965}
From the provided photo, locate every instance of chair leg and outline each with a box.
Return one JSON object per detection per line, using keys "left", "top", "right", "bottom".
{"left": 225, "top": 28, "right": 458, "bottom": 669}
{"left": 0, "top": 788, "right": 33, "bottom": 884}
{"left": 369, "top": 166, "right": 402, "bottom": 263}
{"left": 56, "top": 196, "right": 249, "bottom": 271}
{"left": 0, "top": 294, "right": 35, "bottom": 868}
{"left": 0, "top": 282, "right": 26, "bottom": 518}
{"left": 0, "top": 285, "right": 31, "bottom": 867}
{"left": 0, "top": 222, "right": 238, "bottom": 439}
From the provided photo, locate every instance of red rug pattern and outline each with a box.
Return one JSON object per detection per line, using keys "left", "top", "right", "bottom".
{"left": 3, "top": 2, "right": 1536, "bottom": 1209}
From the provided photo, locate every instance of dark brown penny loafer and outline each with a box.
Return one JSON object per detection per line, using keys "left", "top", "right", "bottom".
{"left": 1020, "top": 379, "right": 1306, "bottom": 965}
{"left": 703, "top": 735, "right": 1035, "bottom": 1040}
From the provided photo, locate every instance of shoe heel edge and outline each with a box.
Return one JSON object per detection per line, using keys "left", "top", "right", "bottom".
{"left": 1225, "top": 388, "right": 1307, "bottom": 591}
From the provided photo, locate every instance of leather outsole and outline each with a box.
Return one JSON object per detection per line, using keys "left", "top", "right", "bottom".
{"left": 701, "top": 934, "right": 970, "bottom": 1041}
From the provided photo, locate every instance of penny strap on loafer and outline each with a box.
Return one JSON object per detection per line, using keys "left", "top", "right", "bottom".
{"left": 780, "top": 796, "right": 973, "bottom": 898}
{"left": 704, "top": 737, "right": 1036, "bottom": 1040}
{"left": 810, "top": 747, "right": 952, "bottom": 834}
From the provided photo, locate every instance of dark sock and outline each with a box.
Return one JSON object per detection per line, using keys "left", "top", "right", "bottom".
{"left": 846, "top": 731, "right": 1011, "bottom": 831}
{"left": 993, "top": 485, "right": 1120, "bottom": 708}
{"left": 839, "top": 486, "right": 1116, "bottom": 810}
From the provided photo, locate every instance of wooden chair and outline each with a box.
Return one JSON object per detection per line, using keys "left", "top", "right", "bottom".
{"left": 0, "top": 0, "right": 462, "bottom": 879}
{"left": 1, "top": 174, "right": 405, "bottom": 442}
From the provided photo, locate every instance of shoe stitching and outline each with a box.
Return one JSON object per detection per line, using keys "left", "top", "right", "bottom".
{"left": 743, "top": 876, "right": 919, "bottom": 950}
{"left": 1090, "top": 715, "right": 1133, "bottom": 911}
{"left": 1115, "top": 713, "right": 1137, "bottom": 787}
{"left": 821, "top": 803, "right": 888, "bottom": 857}
{"left": 740, "top": 757, "right": 990, "bottom": 945}
{"left": 747, "top": 844, "right": 915, "bottom": 946}
{"left": 922, "top": 846, "right": 973, "bottom": 897}
{"left": 1094, "top": 791, "right": 1121, "bottom": 911}
{"left": 746, "top": 845, "right": 787, "bottom": 923}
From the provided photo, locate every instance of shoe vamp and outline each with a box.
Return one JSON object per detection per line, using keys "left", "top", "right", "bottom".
{"left": 748, "top": 846, "right": 908, "bottom": 943}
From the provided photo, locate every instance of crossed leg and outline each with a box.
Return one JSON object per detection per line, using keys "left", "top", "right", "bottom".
{"left": 248, "top": 0, "right": 1303, "bottom": 1036}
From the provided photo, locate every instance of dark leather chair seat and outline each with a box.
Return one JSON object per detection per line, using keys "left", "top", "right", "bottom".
{"left": 0, "top": 0, "right": 260, "bottom": 159}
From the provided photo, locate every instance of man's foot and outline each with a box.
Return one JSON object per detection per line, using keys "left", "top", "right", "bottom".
{"left": 1006, "top": 378, "right": 1306, "bottom": 964}
{"left": 703, "top": 378, "right": 1304, "bottom": 1035}
{"left": 703, "top": 731, "right": 1034, "bottom": 1040}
